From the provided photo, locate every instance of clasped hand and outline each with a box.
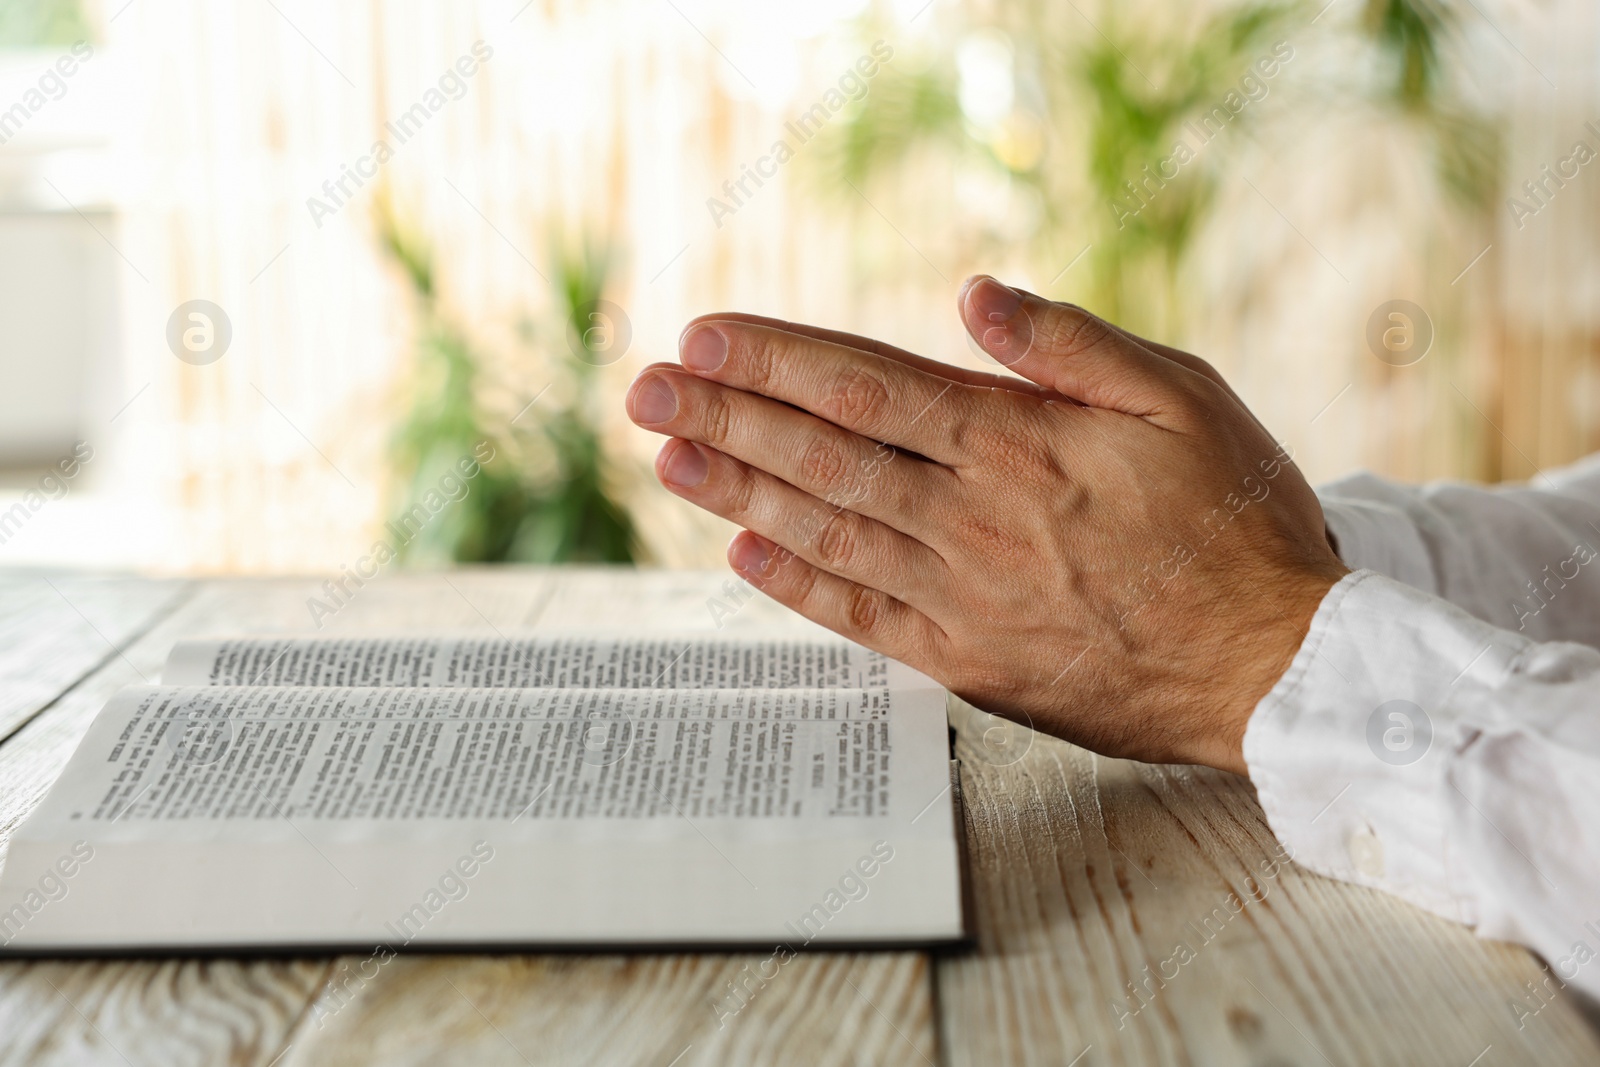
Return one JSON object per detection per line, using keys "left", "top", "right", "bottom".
{"left": 626, "top": 277, "right": 1347, "bottom": 775}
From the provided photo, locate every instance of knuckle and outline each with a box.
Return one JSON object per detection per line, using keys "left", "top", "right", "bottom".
{"left": 1169, "top": 374, "right": 1222, "bottom": 421}
{"left": 794, "top": 504, "right": 828, "bottom": 547}
{"left": 722, "top": 463, "right": 760, "bottom": 519}
{"left": 1193, "top": 374, "right": 1231, "bottom": 408}
{"left": 826, "top": 366, "right": 893, "bottom": 433}
{"left": 788, "top": 556, "right": 822, "bottom": 603}
{"left": 1047, "top": 308, "right": 1115, "bottom": 358}
{"left": 953, "top": 512, "right": 1033, "bottom": 565}
{"left": 960, "top": 422, "right": 1013, "bottom": 459}
{"left": 1006, "top": 436, "right": 1065, "bottom": 483}
{"left": 1189, "top": 354, "right": 1226, "bottom": 385}
{"left": 742, "top": 333, "right": 779, "bottom": 393}
{"left": 811, "top": 512, "right": 858, "bottom": 571}
{"left": 845, "top": 583, "right": 882, "bottom": 635}
{"left": 701, "top": 390, "right": 736, "bottom": 446}
{"left": 799, "top": 438, "right": 851, "bottom": 497}
{"left": 949, "top": 418, "right": 993, "bottom": 457}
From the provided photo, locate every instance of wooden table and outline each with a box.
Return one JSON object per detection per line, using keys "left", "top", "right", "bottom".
{"left": 1, "top": 568, "right": 1597, "bottom": 1067}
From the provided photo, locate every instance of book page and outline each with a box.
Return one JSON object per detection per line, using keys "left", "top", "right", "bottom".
{"left": 163, "top": 635, "right": 936, "bottom": 691}
{"left": 61, "top": 686, "right": 903, "bottom": 824}
{"left": 0, "top": 684, "right": 962, "bottom": 950}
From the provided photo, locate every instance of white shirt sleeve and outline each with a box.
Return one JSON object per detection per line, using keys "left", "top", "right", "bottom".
{"left": 1244, "top": 458, "right": 1600, "bottom": 1002}
{"left": 1316, "top": 455, "right": 1600, "bottom": 644}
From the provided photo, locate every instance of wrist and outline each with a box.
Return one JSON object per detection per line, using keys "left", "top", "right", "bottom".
{"left": 1205, "top": 562, "right": 1347, "bottom": 775}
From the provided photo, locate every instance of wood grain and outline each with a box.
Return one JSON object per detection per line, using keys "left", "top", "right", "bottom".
{"left": 937, "top": 698, "right": 1600, "bottom": 1066}
{"left": 277, "top": 952, "right": 935, "bottom": 1067}
{"left": 0, "top": 958, "right": 332, "bottom": 1067}
{"left": 0, "top": 574, "right": 187, "bottom": 744}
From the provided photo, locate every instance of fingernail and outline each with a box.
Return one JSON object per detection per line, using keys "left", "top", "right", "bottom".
{"left": 966, "top": 276, "right": 1023, "bottom": 324}
{"left": 730, "top": 533, "right": 772, "bottom": 577}
{"left": 966, "top": 277, "right": 1033, "bottom": 366}
{"left": 631, "top": 375, "right": 678, "bottom": 424}
{"left": 661, "top": 441, "right": 709, "bottom": 488}
{"left": 680, "top": 325, "right": 728, "bottom": 372}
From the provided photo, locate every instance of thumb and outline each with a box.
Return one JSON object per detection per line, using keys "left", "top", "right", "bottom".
{"left": 959, "top": 275, "right": 1196, "bottom": 416}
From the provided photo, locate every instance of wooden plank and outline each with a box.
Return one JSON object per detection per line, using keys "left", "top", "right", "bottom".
{"left": 0, "top": 958, "right": 332, "bottom": 1067}
{"left": 277, "top": 952, "right": 935, "bottom": 1067}
{"left": 0, "top": 569, "right": 937, "bottom": 1067}
{"left": 0, "top": 574, "right": 188, "bottom": 744}
{"left": 936, "top": 698, "right": 1600, "bottom": 1066}
{"left": 522, "top": 566, "right": 834, "bottom": 634}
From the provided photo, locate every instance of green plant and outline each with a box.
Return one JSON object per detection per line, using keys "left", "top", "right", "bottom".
{"left": 1364, "top": 0, "right": 1445, "bottom": 108}
{"left": 818, "top": 3, "right": 1299, "bottom": 337}
{"left": 1067, "top": 3, "right": 1300, "bottom": 331}
{"left": 1361, "top": 0, "right": 1501, "bottom": 211}
{"left": 377, "top": 203, "right": 637, "bottom": 566}
{"left": 0, "top": 0, "right": 92, "bottom": 48}
{"left": 819, "top": 0, "right": 1500, "bottom": 334}
{"left": 509, "top": 238, "right": 639, "bottom": 564}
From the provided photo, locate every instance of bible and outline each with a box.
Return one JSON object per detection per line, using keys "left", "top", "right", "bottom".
{"left": 0, "top": 635, "right": 967, "bottom": 953}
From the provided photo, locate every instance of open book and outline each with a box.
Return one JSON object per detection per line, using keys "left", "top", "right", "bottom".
{"left": 0, "top": 636, "right": 967, "bottom": 954}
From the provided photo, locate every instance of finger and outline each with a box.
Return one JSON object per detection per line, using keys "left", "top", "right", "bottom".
{"left": 655, "top": 439, "right": 948, "bottom": 608}
{"left": 626, "top": 366, "right": 954, "bottom": 537}
{"left": 728, "top": 530, "right": 947, "bottom": 666}
{"left": 1093, "top": 318, "right": 1282, "bottom": 441}
{"left": 1106, "top": 323, "right": 1225, "bottom": 388}
{"left": 675, "top": 319, "right": 1008, "bottom": 463}
{"left": 1093, "top": 317, "right": 1244, "bottom": 403}
{"left": 684, "top": 310, "right": 1050, "bottom": 399}
{"left": 958, "top": 275, "right": 1205, "bottom": 419}
{"left": 1079, "top": 315, "right": 1294, "bottom": 479}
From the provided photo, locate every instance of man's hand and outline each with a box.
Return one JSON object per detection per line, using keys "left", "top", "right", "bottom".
{"left": 624, "top": 277, "right": 1348, "bottom": 775}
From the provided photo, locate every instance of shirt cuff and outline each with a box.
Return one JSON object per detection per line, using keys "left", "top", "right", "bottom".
{"left": 1243, "top": 570, "right": 1529, "bottom": 927}
{"left": 1318, "top": 492, "right": 1437, "bottom": 595}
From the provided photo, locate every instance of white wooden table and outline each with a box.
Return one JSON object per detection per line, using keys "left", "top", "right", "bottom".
{"left": 1, "top": 568, "right": 1597, "bottom": 1066}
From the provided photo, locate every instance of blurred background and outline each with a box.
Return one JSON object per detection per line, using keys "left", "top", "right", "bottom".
{"left": 0, "top": 0, "right": 1594, "bottom": 575}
